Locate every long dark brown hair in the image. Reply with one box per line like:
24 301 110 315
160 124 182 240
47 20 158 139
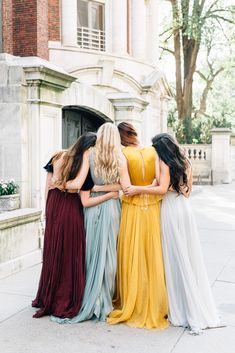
118 122 139 146
53 132 97 188
152 133 188 194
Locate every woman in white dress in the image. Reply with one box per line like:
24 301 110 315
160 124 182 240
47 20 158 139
124 133 220 334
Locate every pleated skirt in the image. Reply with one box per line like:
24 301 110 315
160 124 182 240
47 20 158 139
32 188 85 318
108 199 169 329
51 194 121 324
161 191 220 333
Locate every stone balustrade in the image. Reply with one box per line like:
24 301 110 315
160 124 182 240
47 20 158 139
182 144 212 184
180 128 233 185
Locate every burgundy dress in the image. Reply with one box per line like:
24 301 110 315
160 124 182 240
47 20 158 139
32 161 93 318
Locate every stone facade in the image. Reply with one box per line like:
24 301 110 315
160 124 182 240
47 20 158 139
0 208 42 279
0 0 170 210
182 129 233 185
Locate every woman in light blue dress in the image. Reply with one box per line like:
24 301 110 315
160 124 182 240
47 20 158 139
51 123 127 323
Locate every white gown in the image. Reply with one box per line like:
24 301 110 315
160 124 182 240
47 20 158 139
161 191 220 334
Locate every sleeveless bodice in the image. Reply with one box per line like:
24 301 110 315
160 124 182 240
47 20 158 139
122 146 162 205
123 146 156 185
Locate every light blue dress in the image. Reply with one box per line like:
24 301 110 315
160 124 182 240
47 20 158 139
51 152 121 323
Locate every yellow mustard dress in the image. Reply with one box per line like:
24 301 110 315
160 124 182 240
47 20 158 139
107 146 169 329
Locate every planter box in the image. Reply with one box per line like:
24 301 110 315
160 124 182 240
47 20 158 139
0 194 20 212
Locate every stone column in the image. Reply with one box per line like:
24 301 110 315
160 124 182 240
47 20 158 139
24 60 76 208
61 0 77 46
112 0 127 54
108 92 148 143
131 0 146 60
211 128 232 184
0 54 29 207
146 0 159 64
160 96 168 132
231 134 235 181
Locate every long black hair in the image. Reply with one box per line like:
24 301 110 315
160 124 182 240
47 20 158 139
52 132 97 188
68 132 97 180
152 133 188 194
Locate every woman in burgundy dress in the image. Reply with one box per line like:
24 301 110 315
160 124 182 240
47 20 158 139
32 132 97 318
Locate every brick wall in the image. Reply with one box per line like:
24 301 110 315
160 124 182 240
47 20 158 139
2 0 52 59
2 0 14 54
48 0 60 41
36 0 49 59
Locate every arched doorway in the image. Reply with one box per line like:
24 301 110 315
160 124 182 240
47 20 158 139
62 106 107 148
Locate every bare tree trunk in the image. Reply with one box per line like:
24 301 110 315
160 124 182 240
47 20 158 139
171 0 184 119
196 67 224 114
170 0 203 142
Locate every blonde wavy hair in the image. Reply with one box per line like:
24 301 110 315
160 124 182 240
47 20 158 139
94 123 122 183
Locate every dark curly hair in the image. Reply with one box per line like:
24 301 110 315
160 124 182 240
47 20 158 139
152 133 188 194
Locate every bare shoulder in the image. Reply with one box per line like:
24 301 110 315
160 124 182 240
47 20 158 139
186 159 192 175
83 148 92 160
53 151 66 168
120 151 128 165
119 153 129 173
160 160 169 172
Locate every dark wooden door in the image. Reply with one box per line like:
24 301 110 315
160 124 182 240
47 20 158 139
62 108 103 148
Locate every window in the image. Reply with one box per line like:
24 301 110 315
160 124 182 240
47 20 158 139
77 0 105 51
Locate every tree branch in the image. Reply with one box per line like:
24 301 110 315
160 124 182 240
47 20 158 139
159 27 173 37
209 15 235 24
195 70 208 81
159 46 175 55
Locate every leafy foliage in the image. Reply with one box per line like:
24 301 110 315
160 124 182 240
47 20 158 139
160 0 235 143
0 179 19 196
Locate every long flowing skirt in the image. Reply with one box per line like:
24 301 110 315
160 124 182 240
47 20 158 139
51 195 121 323
32 189 85 318
108 199 169 329
161 191 220 333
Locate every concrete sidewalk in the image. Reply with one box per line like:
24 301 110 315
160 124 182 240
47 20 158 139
0 183 235 353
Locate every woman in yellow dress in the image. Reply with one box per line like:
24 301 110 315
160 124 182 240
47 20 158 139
107 122 169 329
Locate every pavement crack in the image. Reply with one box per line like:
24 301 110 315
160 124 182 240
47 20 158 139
0 290 33 298
212 254 235 288
216 279 235 285
170 329 186 353
0 305 30 324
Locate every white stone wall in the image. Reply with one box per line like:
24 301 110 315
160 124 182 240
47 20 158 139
230 135 235 180
49 47 169 144
182 130 233 185
0 208 42 279
0 55 30 207
0 0 170 210
49 0 170 145
211 128 232 184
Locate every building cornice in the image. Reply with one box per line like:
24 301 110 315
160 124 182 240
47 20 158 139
0 55 77 89
142 69 172 98
107 92 149 112
23 66 77 90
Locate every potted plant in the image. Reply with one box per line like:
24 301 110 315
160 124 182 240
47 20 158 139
0 179 20 212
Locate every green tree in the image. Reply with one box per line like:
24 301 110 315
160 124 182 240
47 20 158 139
161 0 235 142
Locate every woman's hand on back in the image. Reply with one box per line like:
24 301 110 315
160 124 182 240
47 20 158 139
110 191 119 199
123 185 140 196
